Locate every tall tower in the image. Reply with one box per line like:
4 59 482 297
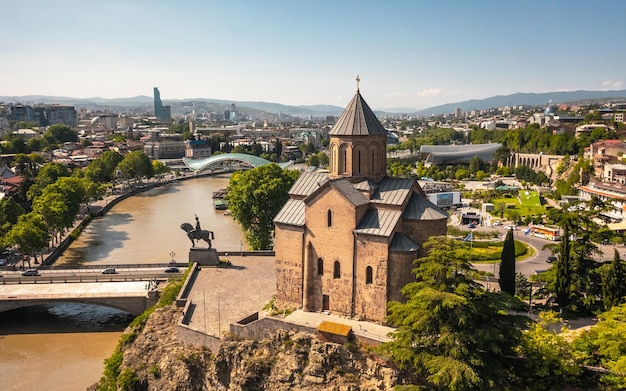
154 87 164 120
328 77 388 183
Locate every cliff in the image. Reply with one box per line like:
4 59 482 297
97 306 402 390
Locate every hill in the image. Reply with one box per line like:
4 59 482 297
3 89 626 118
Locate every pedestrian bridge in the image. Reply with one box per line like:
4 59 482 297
0 281 158 316
182 153 292 173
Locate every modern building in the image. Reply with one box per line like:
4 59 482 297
153 87 170 122
273 86 448 323
420 143 502 166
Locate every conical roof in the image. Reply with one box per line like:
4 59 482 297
329 90 387 136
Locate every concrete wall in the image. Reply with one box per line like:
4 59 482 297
177 300 221 351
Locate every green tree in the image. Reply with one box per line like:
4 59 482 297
306 153 319 167
601 249 626 310
85 151 124 183
572 304 626 389
516 311 581 389
499 228 516 295
227 164 299 250
152 160 171 176
381 236 527 391
44 124 77 143
316 151 329 167
116 151 154 181
5 212 49 265
0 197 25 240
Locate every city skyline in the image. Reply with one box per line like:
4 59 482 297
2 0 625 110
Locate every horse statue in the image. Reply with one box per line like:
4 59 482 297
180 222 215 248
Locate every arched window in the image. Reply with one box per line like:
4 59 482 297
366 266 373 284
327 209 332 227
357 150 361 174
371 150 375 172
317 258 324 275
342 148 347 173
333 261 341 279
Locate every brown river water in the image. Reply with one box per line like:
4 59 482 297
0 174 245 390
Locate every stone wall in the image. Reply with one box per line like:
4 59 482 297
274 225 304 308
177 299 221 351
354 236 390 322
402 218 447 259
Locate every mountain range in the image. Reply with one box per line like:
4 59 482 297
2 89 626 118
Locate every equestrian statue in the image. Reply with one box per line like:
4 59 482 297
180 215 215 248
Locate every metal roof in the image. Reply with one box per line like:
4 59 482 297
328 179 369 207
354 208 402 237
273 199 305 226
389 232 420 252
288 171 329 197
354 179 378 192
370 177 415 206
329 91 388 136
403 193 449 220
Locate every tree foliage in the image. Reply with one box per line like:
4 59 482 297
601 249 626 310
44 124 77 143
499 228 516 295
116 151 154 180
227 164 299 250
381 236 527 390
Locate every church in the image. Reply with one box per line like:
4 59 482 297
273 84 448 322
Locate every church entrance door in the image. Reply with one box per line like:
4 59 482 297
322 295 330 311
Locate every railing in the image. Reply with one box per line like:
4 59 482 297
0 291 147 300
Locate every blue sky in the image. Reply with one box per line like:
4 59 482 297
1 0 625 110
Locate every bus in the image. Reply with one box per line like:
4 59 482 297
529 224 561 241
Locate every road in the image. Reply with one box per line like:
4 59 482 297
0 266 183 285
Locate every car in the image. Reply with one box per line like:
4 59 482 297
547 256 557 263
102 267 117 274
467 223 476 228
164 267 180 273
22 269 40 276
492 221 502 226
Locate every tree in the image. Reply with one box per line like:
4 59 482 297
44 124 77 143
227 164 299 250
499 228 516 295
306 153 319 167
0 197 25 239
381 236 527 391
516 312 581 389
601 249 626 310
152 160 171 176
5 212 49 265
572 304 626 389
116 151 154 181
85 151 123 183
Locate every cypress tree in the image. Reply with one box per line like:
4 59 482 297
602 249 626 310
555 224 572 307
499 228 516 295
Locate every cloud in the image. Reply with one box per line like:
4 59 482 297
601 80 624 90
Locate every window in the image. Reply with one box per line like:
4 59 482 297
357 150 361 174
317 258 324 275
333 261 341 279
327 209 332 227
366 266 373 284
371 150 375 172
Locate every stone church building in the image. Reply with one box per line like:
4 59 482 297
273 87 448 323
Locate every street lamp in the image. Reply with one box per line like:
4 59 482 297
170 251 175 263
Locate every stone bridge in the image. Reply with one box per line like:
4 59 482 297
0 281 158 316
505 152 567 178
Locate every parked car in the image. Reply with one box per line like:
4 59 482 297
492 221 502 226
467 223 476 229
22 269 40 276
102 267 117 274
547 256 557 263
164 267 180 273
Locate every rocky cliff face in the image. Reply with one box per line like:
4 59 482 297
107 306 401 390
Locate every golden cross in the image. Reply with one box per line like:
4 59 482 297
356 75 360 91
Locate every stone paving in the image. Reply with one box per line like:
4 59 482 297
183 254 396 342
185 255 276 337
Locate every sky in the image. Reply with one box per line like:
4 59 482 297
1 0 625 110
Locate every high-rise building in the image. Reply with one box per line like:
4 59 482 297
154 87 170 121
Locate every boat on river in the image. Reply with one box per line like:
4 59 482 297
213 199 229 210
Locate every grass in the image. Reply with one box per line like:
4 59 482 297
492 190 546 218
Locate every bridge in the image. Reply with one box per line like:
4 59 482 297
0 281 158 316
182 153 292 173
0 265 183 315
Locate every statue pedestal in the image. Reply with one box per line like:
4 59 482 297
189 247 220 266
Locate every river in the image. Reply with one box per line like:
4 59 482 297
0 174 245 390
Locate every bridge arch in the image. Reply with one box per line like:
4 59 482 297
182 153 291 173
0 297 151 316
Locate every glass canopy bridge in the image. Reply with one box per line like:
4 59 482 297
182 153 292 173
